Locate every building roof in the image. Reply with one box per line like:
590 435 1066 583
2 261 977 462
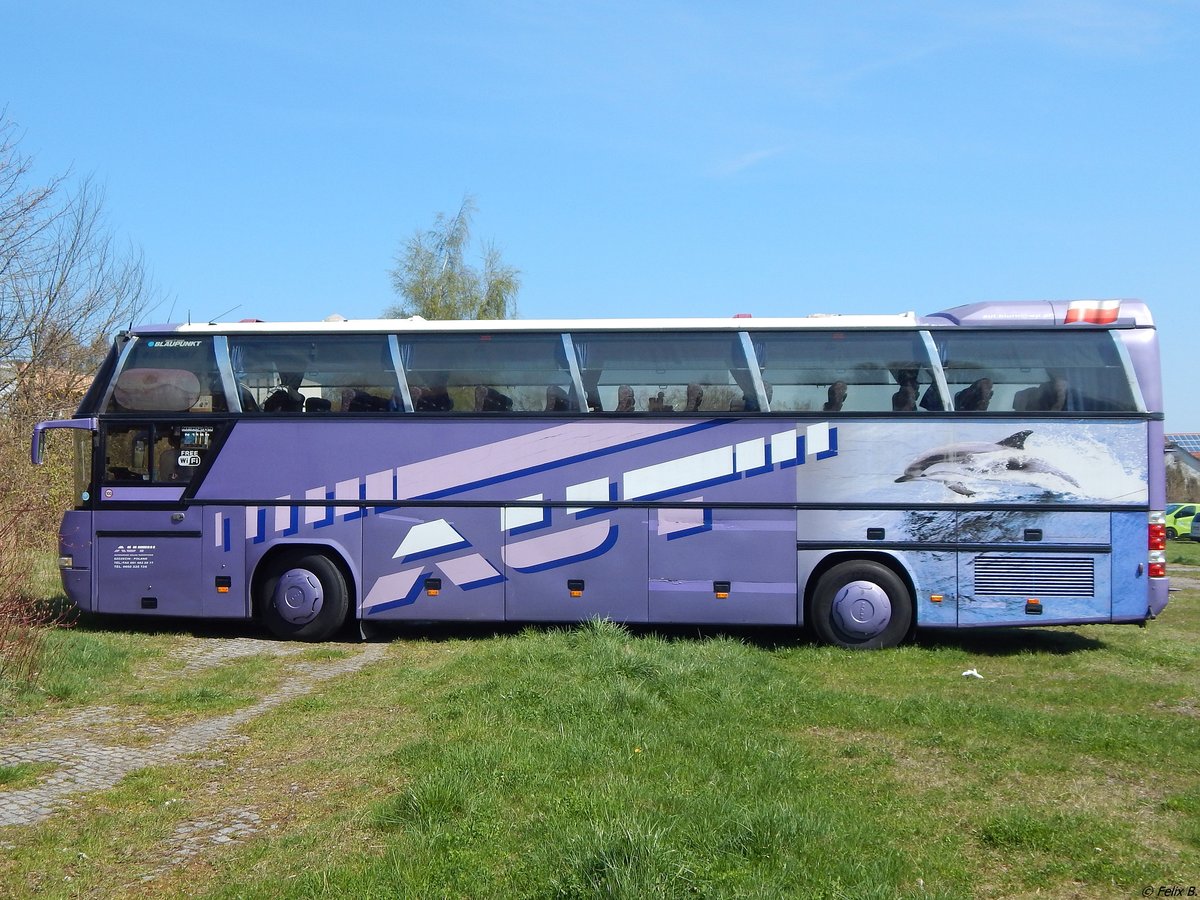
1166 434 1200 465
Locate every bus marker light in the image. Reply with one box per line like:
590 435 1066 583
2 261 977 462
714 581 731 599
568 579 585 598
930 594 943 603
1025 598 1043 615
215 576 231 594
424 577 442 596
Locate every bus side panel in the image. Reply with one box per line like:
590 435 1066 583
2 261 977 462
796 509 959 628
649 507 796 625
59 510 94 613
361 506 505 621
956 509 1112 626
93 508 203 616
243 502 365 619
1111 510 1155 622
505 508 648 622
202 506 250 618
957 551 1111 626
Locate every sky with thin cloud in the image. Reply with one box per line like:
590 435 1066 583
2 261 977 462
5 1 1198 427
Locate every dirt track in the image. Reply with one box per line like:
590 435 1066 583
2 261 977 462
0 637 385 836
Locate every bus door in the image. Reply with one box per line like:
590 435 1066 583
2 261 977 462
649 507 797 625
360 505 506 622
93 422 218 617
502 507 648 623
956 511 1112 626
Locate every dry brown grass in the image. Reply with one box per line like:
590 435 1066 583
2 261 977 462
0 415 72 684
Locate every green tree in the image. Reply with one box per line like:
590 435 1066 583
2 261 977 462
386 195 519 320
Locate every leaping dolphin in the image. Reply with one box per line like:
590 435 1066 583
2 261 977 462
895 430 1080 497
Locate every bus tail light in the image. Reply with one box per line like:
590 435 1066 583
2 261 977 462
1149 511 1167 578
1149 522 1166 551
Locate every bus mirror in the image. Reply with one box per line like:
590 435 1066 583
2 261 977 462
30 419 98 466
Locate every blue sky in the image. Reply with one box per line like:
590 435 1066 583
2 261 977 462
5 1 1198 427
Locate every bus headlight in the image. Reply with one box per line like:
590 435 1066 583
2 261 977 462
58 555 73 569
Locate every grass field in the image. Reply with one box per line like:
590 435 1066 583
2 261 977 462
1 565 1198 897
1168 537 1200 566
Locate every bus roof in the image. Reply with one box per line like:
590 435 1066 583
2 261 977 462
136 298 1151 336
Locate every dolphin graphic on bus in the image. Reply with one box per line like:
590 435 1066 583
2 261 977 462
895 430 1080 498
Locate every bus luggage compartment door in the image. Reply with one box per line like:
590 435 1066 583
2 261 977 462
95 510 203 616
502 508 648 623
957 511 1112 626
649 507 797 625
360 506 506 621
957 550 1111 625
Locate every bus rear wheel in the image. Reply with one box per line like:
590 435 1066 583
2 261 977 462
810 560 913 650
259 552 349 642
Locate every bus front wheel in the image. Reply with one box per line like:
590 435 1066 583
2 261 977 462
810 560 913 650
259 552 350 642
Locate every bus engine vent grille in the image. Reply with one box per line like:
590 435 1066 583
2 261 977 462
973 557 1095 597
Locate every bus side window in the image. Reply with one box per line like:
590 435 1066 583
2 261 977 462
570 333 749 414
104 426 151 481
403 334 572 413
754 332 934 413
228 335 399 414
931 331 1136 413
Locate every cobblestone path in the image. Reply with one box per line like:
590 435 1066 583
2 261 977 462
0 638 387 830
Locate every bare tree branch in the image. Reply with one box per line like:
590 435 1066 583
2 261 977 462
0 113 155 421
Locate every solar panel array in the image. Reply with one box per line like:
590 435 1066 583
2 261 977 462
1168 433 1200 454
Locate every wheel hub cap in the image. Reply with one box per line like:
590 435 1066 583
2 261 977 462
274 569 324 625
831 580 892 638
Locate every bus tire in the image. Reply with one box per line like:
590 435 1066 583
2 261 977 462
259 552 350 642
810 560 913 650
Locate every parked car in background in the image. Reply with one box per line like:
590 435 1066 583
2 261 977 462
1168 503 1198 540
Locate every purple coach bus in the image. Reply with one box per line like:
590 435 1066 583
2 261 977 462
32 298 1169 648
